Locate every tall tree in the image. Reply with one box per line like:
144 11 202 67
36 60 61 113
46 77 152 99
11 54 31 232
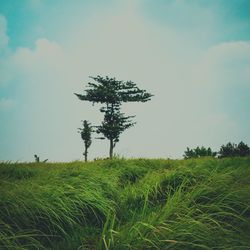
78 120 92 162
75 76 153 158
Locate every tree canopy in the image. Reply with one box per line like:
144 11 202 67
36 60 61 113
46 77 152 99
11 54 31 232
75 76 152 105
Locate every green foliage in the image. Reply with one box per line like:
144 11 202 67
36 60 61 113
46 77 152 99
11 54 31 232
79 120 92 148
219 141 250 158
183 146 217 159
0 158 250 249
96 107 135 144
75 76 152 105
78 120 92 161
75 75 153 158
184 142 250 159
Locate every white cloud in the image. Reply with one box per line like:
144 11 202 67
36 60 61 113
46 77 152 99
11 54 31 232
201 41 250 74
1 2 250 161
12 38 64 72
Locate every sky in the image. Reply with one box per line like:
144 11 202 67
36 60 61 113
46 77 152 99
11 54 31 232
0 0 250 162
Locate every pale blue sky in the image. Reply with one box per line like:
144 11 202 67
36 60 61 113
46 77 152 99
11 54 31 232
0 0 250 161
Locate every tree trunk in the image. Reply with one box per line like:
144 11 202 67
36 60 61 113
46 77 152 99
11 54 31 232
84 148 88 162
109 139 114 159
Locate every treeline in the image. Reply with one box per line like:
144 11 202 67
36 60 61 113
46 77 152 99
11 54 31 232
184 141 250 159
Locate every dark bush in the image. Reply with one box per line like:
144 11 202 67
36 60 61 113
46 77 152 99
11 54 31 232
219 141 250 158
183 146 217 159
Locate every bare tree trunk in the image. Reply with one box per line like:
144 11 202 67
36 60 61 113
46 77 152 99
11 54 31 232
109 139 114 159
84 148 88 162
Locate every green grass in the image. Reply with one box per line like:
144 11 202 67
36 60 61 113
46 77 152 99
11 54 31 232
0 157 249 249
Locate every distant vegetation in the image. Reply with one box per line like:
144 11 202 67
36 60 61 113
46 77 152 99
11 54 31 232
34 154 48 163
184 141 250 159
183 146 217 159
219 141 250 158
1 158 249 249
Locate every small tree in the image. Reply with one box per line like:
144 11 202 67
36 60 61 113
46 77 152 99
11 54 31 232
183 147 196 159
96 108 135 158
237 141 250 157
219 141 250 158
78 120 92 162
219 142 237 158
75 76 153 158
183 146 217 159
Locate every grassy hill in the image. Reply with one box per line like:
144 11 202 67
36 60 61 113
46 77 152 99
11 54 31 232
0 157 250 249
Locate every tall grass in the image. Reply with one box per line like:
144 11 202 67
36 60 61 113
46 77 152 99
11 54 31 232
0 157 249 249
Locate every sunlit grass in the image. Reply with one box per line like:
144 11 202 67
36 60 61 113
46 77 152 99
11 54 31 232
0 157 249 249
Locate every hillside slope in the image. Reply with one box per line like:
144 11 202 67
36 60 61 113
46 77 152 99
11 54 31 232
0 158 250 249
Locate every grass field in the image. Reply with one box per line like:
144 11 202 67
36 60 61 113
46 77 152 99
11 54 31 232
0 157 250 249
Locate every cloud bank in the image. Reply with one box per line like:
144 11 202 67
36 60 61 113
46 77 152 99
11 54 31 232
0 1 250 161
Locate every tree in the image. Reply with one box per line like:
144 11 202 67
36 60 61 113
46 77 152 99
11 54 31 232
78 120 92 162
75 76 153 158
219 142 237 158
96 108 135 158
183 146 217 159
237 141 250 157
219 141 250 158
183 147 196 159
